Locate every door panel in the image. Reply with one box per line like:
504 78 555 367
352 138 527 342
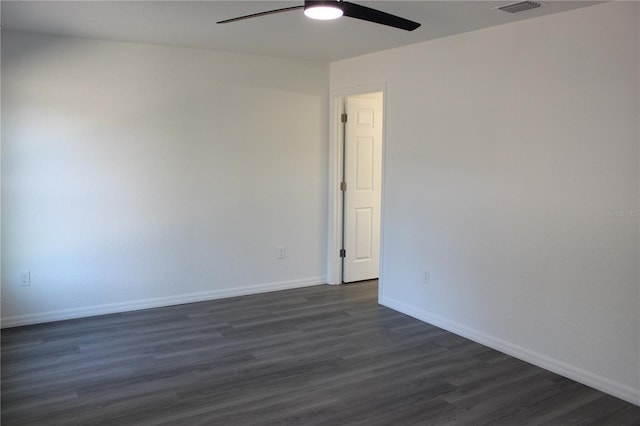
355 207 373 261
356 137 374 191
343 94 382 283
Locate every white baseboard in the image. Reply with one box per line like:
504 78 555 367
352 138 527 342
381 296 640 407
1 277 326 328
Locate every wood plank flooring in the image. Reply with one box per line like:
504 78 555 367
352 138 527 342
2 281 639 425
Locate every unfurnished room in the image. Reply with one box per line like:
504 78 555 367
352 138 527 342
1 1 639 424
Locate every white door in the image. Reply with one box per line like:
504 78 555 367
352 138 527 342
343 94 383 283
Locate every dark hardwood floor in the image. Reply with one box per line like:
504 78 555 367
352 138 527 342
2 281 639 425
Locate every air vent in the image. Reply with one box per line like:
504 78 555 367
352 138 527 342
496 1 542 13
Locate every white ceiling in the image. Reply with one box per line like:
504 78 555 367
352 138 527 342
1 1 601 62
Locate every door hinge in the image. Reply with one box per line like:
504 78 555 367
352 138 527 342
341 113 348 123
340 181 347 191
340 249 346 258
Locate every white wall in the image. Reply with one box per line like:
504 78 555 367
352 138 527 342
1 32 329 326
331 2 639 404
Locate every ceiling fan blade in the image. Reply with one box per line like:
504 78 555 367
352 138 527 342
217 5 304 24
341 1 420 31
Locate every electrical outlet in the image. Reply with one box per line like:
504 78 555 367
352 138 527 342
423 270 430 284
20 271 31 287
277 246 287 260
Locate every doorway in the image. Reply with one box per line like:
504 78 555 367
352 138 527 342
329 89 384 285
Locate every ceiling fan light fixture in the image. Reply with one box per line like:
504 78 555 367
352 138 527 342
218 0 420 31
304 1 343 20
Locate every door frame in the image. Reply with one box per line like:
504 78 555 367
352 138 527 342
327 83 387 286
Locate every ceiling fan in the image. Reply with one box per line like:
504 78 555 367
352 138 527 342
217 0 421 31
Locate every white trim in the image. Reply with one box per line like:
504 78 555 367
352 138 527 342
326 93 344 285
1 277 326 328
326 83 387 285
381 295 640 407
